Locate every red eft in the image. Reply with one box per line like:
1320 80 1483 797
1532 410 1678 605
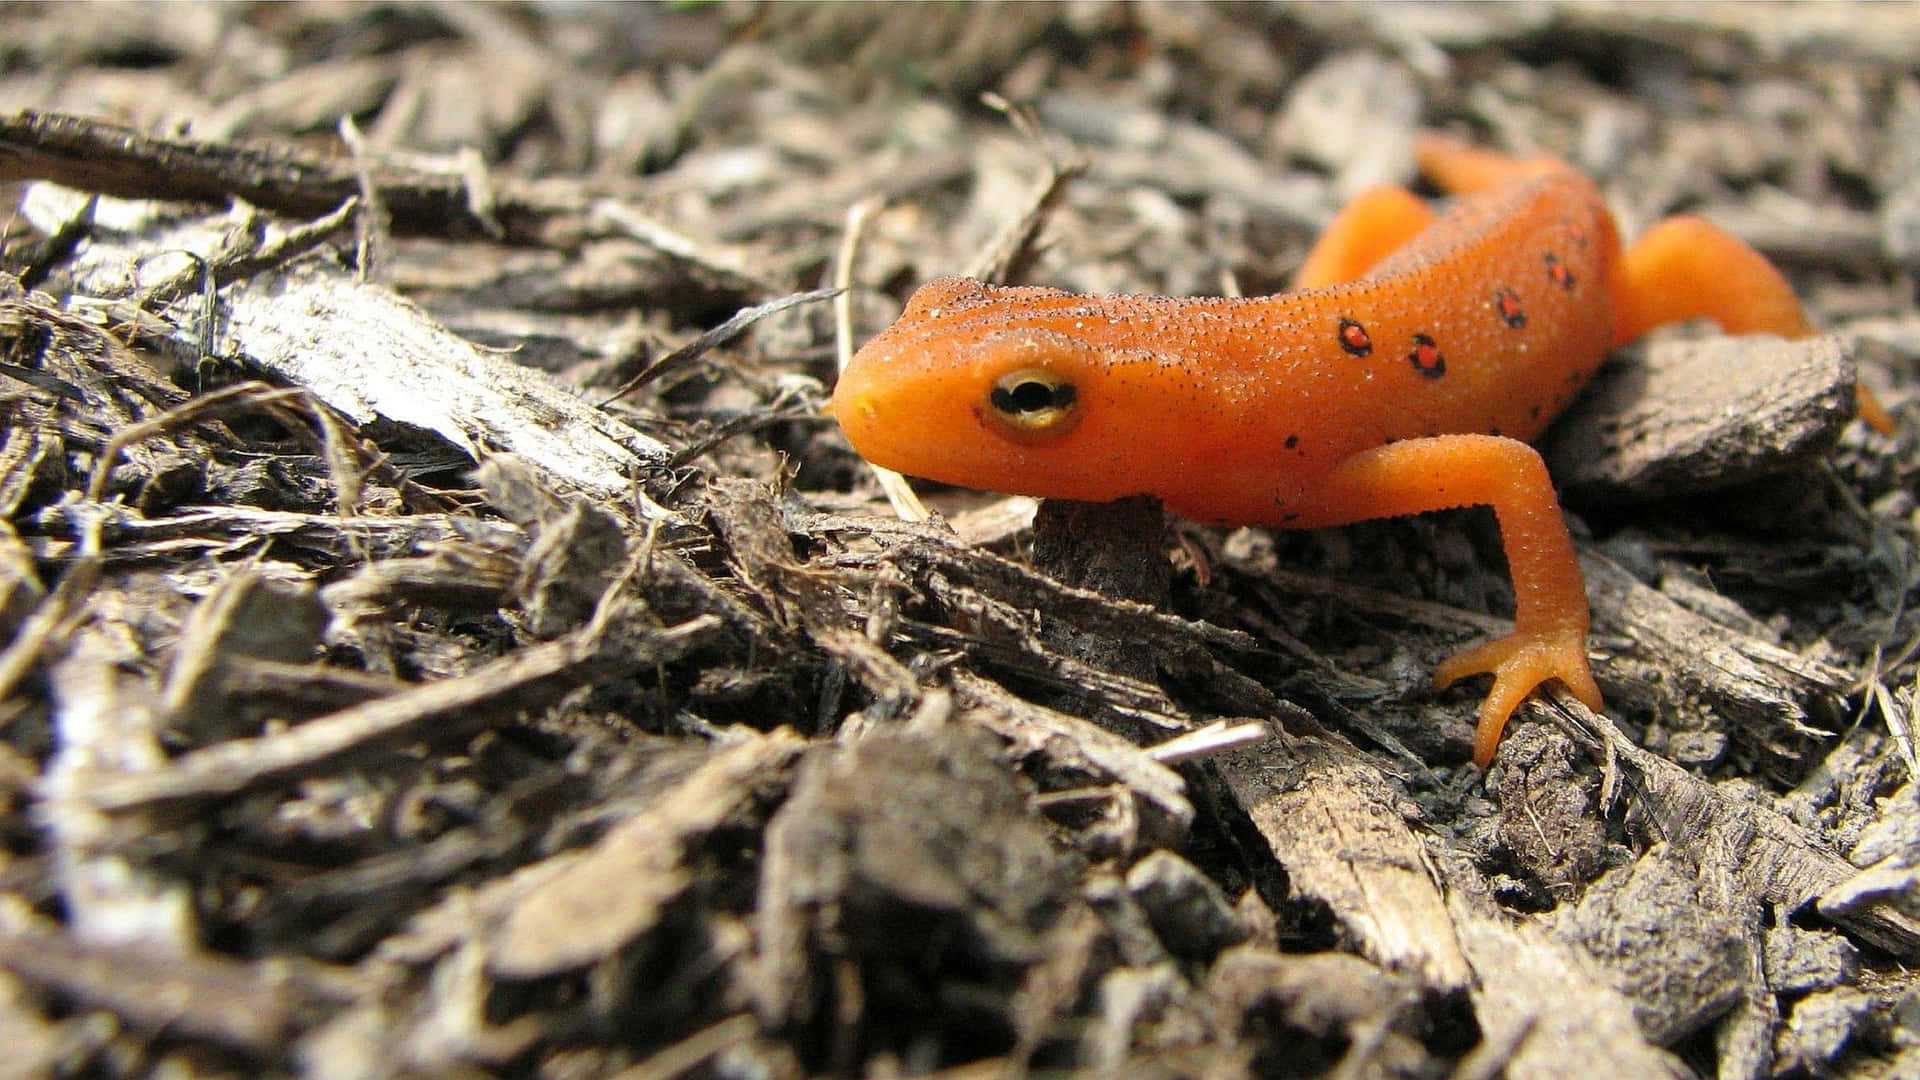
832 134 1893 767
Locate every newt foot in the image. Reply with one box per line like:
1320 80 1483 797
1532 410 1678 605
1433 627 1603 767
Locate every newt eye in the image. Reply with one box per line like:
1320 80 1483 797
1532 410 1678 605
988 368 1079 435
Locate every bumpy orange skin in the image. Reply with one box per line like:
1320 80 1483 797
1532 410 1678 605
833 134 1883 765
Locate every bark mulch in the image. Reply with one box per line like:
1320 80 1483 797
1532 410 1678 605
2 4 1919 1078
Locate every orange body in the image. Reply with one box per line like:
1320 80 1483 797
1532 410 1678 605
833 134 1889 765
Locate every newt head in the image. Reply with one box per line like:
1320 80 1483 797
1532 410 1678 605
832 277 1168 503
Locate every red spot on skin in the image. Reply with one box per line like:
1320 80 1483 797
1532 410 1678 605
1545 253 1576 291
1408 333 1445 378
1493 288 1526 328
1338 319 1373 356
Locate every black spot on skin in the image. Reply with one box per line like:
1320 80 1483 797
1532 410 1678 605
1544 253 1576 291
1407 333 1445 378
1337 319 1373 357
1493 288 1526 328
1529 404 1542 420
1284 434 1299 450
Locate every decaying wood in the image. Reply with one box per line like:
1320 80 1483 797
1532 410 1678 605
1581 552 1853 762
0 109 623 250
0 916 346 1052
491 727 807 979
1544 333 1862 502
1449 902 1691 1080
1214 733 1473 992
2 5 1919 1078
953 670 1195 849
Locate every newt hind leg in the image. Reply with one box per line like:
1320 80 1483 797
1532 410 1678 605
1293 187 1436 289
1612 215 1893 432
1292 435 1603 766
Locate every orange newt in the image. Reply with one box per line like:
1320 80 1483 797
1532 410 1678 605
832 134 1892 766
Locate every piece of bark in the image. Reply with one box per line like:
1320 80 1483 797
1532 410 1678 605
1715 923 1780 1080
1031 496 1171 682
1202 946 1431 1077
41 625 196 951
1212 731 1472 992
804 510 1262 657
1764 926 1860 996
222 266 669 501
487 727 806 978
1542 334 1859 503
1581 552 1850 760
76 612 723 813
1573 709 1920 962
1081 961 1193 1072
705 478 922 712
0 526 44 644
25 504 527 565
750 727 1077 1057
815 507 1283 733
0 917 339 1054
952 670 1194 849
1269 51 1422 200
160 568 328 743
1125 850 1249 962
963 126 1087 287
1083 870 1171 970
1552 845 1753 1046
1450 900 1690 1080
474 455 628 639
1775 987 1876 1075
0 108 607 249
0 297 198 503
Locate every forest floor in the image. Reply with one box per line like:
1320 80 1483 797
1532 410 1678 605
2 4 1920 1078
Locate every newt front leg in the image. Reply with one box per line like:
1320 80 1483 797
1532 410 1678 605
1291 434 1604 766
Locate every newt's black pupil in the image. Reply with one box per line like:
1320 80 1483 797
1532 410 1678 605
995 380 1074 414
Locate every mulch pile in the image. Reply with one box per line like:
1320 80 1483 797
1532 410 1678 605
2 4 1919 1078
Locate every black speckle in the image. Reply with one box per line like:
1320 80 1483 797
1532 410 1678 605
1493 288 1527 328
1544 252 1576 291
1337 318 1373 357
1407 333 1445 378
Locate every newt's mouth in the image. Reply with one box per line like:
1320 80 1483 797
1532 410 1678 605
829 359 904 467
835 388 879 425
